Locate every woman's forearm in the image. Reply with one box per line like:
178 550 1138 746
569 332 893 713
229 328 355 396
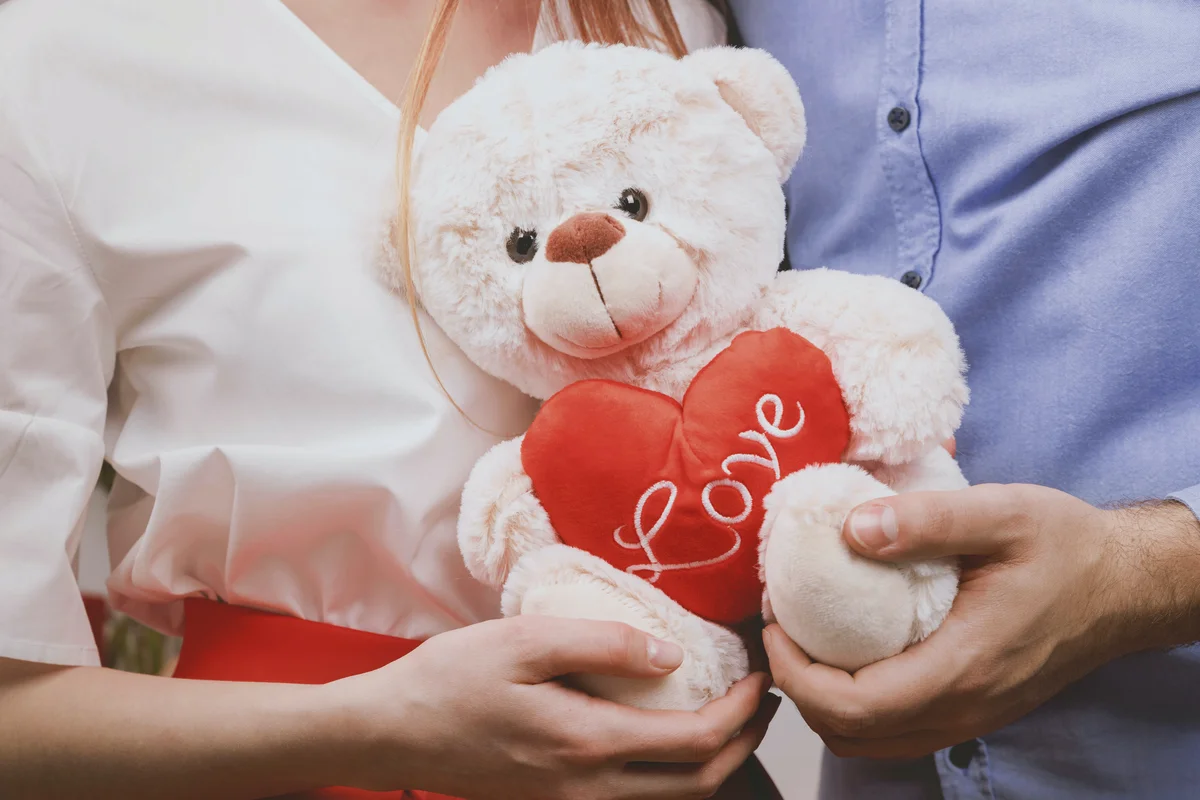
0 657 364 800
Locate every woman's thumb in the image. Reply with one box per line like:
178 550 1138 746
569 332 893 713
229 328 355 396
511 616 684 684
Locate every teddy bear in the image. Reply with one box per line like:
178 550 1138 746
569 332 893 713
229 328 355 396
386 41 970 712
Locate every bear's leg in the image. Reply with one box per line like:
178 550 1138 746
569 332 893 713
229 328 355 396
759 463 958 672
502 544 749 711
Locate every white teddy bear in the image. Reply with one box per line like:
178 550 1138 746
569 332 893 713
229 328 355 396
388 42 969 711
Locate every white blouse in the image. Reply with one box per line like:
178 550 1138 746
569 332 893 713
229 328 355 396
0 0 724 666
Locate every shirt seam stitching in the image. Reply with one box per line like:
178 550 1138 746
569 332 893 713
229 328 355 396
37 161 108 311
912 0 945 285
879 0 906 275
0 633 99 658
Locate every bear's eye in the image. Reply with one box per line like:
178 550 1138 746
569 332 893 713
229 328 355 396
506 228 538 264
616 189 649 222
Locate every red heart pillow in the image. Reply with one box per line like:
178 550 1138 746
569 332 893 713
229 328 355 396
522 328 851 624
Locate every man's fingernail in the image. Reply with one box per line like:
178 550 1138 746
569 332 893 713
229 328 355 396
762 626 778 654
647 637 684 669
848 504 899 551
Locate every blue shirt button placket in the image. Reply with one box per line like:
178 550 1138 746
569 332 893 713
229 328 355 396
878 0 941 294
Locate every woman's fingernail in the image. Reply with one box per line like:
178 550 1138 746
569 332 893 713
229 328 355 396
647 637 684 669
848 504 899 551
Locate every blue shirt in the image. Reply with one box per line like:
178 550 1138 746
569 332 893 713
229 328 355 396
727 1 1200 797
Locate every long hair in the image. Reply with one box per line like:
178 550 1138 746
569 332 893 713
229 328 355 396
390 1 702 417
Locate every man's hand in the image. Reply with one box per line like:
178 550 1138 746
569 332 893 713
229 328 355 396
762 483 1200 759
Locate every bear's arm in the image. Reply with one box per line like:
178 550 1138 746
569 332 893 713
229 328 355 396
458 435 561 590
756 268 969 464
868 444 970 494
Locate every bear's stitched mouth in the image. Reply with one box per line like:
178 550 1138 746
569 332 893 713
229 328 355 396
521 219 698 360
555 275 678 352
588 264 623 340
551 284 692 363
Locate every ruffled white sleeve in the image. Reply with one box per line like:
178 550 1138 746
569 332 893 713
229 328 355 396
0 108 114 667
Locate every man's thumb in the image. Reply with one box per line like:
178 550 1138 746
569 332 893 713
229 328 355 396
842 486 1015 561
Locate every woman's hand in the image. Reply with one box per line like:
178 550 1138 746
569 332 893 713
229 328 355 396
762 483 1200 759
334 615 779 799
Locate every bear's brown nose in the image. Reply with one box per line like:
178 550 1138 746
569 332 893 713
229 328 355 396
544 213 625 264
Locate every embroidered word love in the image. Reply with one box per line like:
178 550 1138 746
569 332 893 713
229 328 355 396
614 394 805 583
522 328 851 623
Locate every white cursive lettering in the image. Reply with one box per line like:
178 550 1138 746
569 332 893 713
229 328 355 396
615 393 805 581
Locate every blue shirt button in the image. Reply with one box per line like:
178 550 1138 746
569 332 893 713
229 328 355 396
888 106 911 132
900 270 923 289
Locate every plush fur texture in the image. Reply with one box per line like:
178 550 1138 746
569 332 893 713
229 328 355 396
504 545 748 710
457 436 559 590
389 42 971 710
760 463 957 671
756 269 968 464
403 43 794 402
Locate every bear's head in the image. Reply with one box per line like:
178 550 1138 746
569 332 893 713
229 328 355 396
400 42 806 400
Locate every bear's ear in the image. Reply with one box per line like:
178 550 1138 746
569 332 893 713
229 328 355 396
683 46 806 182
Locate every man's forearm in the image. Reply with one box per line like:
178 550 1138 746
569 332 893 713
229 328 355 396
1104 500 1200 655
0 658 362 799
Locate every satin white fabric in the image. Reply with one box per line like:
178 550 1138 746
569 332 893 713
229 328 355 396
0 0 725 665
